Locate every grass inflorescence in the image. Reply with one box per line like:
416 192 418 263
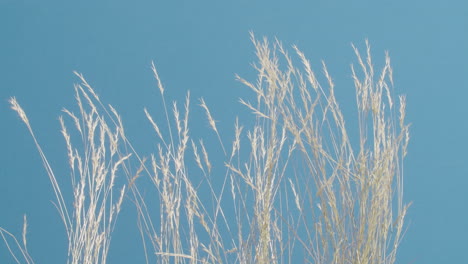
2 34 410 264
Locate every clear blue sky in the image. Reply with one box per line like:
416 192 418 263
1 0 467 263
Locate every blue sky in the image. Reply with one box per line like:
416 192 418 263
1 0 467 263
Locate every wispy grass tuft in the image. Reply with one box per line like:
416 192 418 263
3 34 410 264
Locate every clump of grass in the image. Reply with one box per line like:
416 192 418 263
7 75 128 264
3 34 410 264
230 35 410 263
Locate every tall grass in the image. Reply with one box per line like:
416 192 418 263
3 34 410 264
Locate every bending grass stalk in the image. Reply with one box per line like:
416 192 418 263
0 215 34 264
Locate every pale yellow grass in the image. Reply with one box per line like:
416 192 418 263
2 34 409 264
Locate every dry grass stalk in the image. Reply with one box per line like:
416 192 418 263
3 34 409 264
7 77 129 264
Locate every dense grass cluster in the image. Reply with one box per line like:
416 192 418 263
2 35 410 264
